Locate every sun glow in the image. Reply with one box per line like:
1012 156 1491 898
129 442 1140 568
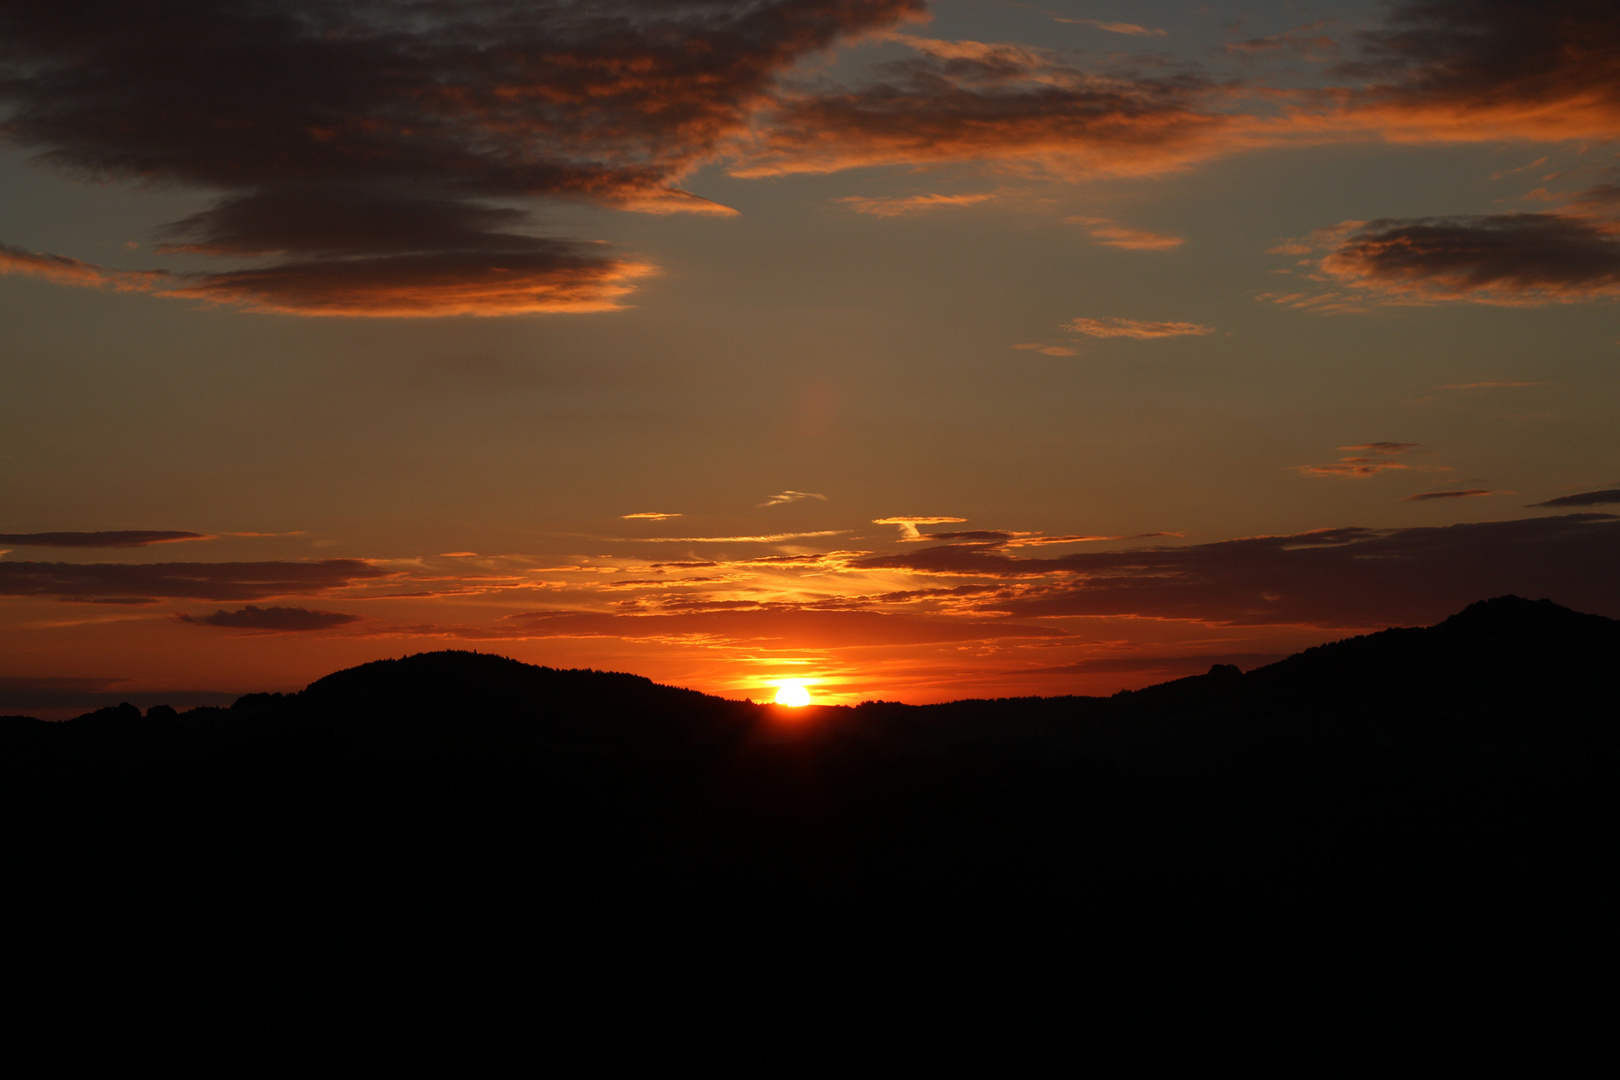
773 682 812 707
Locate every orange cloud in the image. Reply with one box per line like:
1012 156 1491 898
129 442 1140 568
1051 18 1166 38
1297 442 1421 478
1011 343 1080 356
1068 217 1184 250
874 517 968 540
1063 317 1214 339
836 193 998 216
1 242 168 292
171 250 656 317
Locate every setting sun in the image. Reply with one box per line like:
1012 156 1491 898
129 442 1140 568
774 682 811 707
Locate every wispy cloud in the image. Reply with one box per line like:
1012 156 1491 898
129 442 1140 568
178 605 362 632
1050 17 1166 38
1067 217 1184 250
760 491 828 507
1298 442 1421 477
1529 488 1620 508
622 512 682 521
1404 489 1502 502
874 516 968 540
1011 342 1080 356
1063 317 1215 339
0 559 388 603
619 530 845 544
0 530 210 548
836 193 997 216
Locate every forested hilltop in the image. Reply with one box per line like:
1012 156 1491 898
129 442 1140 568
3 596 1614 1066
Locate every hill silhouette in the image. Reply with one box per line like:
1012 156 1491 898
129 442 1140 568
2 596 1615 1067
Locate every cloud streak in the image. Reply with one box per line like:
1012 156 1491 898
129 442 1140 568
0 560 388 603
1530 488 1620 508
1404 489 1500 502
0 531 209 548
1063 317 1214 339
1298 442 1420 477
853 514 1620 627
178 605 362 632
1068 217 1184 251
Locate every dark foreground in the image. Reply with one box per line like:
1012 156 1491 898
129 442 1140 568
4 597 1616 1066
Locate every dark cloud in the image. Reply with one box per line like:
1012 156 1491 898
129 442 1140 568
178 605 363 632
852 514 1620 627
1530 488 1620 508
1336 1 1620 142
1405 489 1497 502
926 530 1020 542
1318 213 1620 303
0 530 209 548
0 560 389 603
0 0 923 315
736 36 1242 178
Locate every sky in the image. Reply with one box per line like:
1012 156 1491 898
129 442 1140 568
2 0 1617 716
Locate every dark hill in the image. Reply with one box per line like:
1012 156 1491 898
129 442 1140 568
1 597 1615 1068
291 650 750 748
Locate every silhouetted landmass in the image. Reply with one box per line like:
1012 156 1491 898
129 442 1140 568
2 596 1615 1067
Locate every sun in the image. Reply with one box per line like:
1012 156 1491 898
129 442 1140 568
773 682 812 707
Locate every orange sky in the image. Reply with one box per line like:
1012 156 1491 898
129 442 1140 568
2 1 1618 716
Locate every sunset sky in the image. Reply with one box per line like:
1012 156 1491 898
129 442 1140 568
2 0 1617 716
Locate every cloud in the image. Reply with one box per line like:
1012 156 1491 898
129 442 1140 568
1297 442 1420 477
1067 217 1184 250
178 605 362 632
760 491 828 507
1404 489 1500 501
0 530 209 548
1 241 169 292
0 559 388 603
0 0 924 316
852 513 1620 626
1327 0 1620 144
1226 21 1341 62
1530 488 1620 508
622 512 682 521
1063 317 1214 338
1315 213 1620 304
1051 18 1166 38
1011 343 1080 356
874 516 968 540
734 35 1246 179
836 193 997 216
494 607 1065 648
618 531 845 544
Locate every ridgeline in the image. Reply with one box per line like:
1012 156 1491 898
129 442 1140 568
3 596 1615 1065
